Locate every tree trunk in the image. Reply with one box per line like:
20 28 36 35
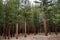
3 23 6 39
34 26 36 35
8 23 11 39
55 27 57 35
43 0 48 36
16 22 18 39
24 17 27 37
43 13 48 36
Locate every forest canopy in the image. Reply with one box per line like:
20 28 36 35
0 0 60 38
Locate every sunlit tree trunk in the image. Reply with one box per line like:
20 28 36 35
16 20 18 39
15 0 19 39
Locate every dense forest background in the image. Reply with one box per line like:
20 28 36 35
0 0 60 38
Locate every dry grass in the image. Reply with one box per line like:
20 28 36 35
0 33 60 40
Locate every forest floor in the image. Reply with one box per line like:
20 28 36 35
0 33 60 40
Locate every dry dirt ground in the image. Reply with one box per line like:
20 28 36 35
0 33 60 40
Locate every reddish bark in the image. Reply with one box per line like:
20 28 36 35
16 22 18 39
24 17 27 37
